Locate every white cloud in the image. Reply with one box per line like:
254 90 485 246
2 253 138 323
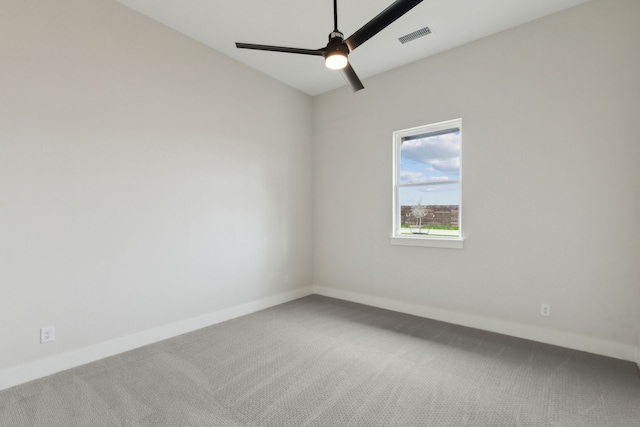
402 133 460 173
430 158 460 173
400 171 451 185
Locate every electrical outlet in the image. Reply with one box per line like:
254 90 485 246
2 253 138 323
41 326 55 343
540 304 551 317
284 275 289 285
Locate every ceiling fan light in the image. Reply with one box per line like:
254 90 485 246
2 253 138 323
325 51 348 70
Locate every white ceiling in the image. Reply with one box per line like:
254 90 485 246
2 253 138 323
115 0 592 96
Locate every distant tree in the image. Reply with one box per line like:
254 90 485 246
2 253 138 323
411 199 427 228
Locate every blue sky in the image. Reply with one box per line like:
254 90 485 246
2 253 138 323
399 131 461 206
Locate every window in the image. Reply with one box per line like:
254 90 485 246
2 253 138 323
391 119 463 249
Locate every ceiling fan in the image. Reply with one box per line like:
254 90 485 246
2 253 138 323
236 0 424 92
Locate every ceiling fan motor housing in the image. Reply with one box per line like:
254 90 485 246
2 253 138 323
327 31 349 52
324 31 350 69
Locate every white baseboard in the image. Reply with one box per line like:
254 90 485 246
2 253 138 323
0 286 313 391
313 285 638 363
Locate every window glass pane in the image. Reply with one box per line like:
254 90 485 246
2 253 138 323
398 185 460 237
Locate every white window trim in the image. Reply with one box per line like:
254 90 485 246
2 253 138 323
391 118 464 249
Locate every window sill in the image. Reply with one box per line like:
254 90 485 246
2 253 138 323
390 235 464 249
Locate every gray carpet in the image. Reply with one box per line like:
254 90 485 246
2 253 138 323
1 295 639 426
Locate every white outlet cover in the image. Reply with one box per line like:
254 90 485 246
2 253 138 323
40 326 55 343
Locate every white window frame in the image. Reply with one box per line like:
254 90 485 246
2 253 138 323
391 118 463 249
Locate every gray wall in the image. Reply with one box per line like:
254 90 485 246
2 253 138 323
0 0 313 387
313 0 640 361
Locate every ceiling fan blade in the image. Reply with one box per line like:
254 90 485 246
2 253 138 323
236 43 325 56
345 0 423 51
340 63 364 92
